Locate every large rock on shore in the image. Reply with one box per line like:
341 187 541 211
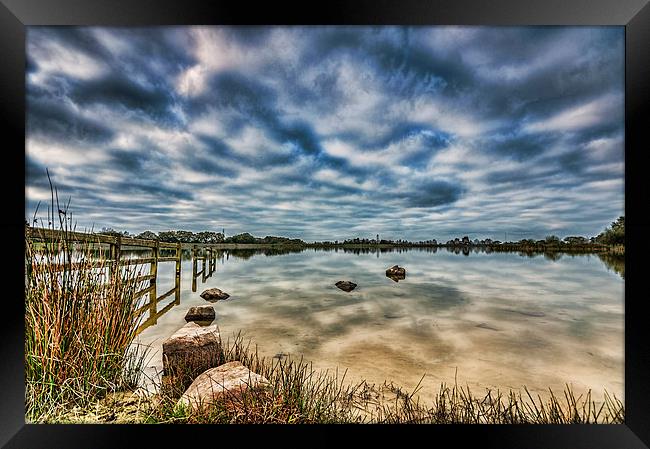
200 288 230 302
335 280 357 292
177 361 269 409
162 322 221 376
184 305 216 323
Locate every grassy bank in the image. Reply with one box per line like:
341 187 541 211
52 331 624 424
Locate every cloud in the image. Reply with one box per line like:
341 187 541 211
523 93 623 134
25 26 624 241
397 180 464 208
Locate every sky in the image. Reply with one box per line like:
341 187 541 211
25 26 624 242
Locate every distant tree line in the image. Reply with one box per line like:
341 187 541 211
97 228 304 245
222 232 304 245
98 228 224 244
95 216 624 248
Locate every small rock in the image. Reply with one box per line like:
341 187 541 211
200 288 230 302
386 273 405 282
385 265 406 280
185 305 216 322
335 280 357 292
162 322 221 376
177 361 269 409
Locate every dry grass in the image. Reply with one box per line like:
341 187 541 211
142 332 624 424
25 178 149 422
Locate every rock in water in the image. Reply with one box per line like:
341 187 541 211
162 322 221 376
185 305 216 323
386 272 406 282
385 265 406 278
200 288 230 302
335 280 357 292
177 361 269 409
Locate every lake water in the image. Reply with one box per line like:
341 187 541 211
134 247 624 404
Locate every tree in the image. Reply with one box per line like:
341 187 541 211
225 233 258 244
595 216 624 245
158 231 180 242
136 230 159 240
564 236 587 245
545 235 561 244
99 227 130 237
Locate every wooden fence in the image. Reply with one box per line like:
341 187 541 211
26 227 219 334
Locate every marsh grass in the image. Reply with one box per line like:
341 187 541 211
142 332 624 424
25 177 150 422
145 331 363 423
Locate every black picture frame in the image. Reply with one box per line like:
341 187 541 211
2 0 649 447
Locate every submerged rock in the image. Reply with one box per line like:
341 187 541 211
385 265 406 279
200 288 230 302
162 322 221 376
335 280 357 292
184 305 216 323
177 361 269 409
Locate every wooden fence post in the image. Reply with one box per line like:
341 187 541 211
109 235 121 283
201 249 206 281
175 242 181 305
149 241 159 321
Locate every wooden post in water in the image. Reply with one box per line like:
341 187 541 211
191 246 198 292
149 241 159 322
201 249 207 282
174 242 181 305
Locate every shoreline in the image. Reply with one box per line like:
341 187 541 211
182 242 623 254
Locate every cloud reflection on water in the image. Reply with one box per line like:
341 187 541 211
137 248 624 403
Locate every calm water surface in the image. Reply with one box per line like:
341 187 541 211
135 248 624 403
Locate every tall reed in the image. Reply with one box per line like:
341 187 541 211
25 178 148 422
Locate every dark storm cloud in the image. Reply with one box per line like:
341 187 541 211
193 71 277 119
107 149 152 172
25 156 50 189
396 180 463 208
30 27 112 60
485 131 556 162
113 180 194 201
25 26 624 241
69 73 177 123
27 88 115 144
